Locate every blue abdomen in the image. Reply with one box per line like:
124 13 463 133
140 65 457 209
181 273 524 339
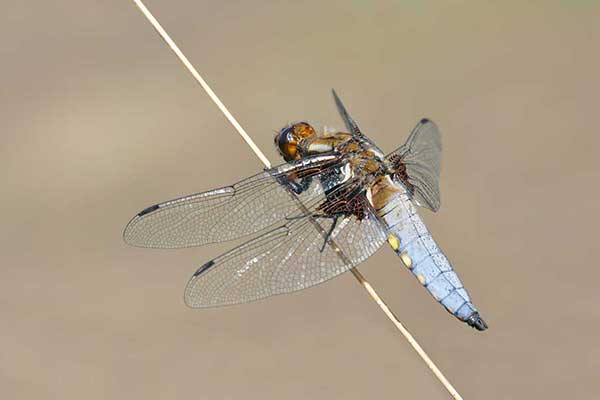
375 188 487 331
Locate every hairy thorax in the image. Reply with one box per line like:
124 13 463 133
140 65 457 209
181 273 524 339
275 123 406 220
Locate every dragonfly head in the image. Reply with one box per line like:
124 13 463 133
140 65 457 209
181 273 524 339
274 122 316 162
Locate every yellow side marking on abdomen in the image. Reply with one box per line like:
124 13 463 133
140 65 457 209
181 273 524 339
400 251 413 269
387 234 400 251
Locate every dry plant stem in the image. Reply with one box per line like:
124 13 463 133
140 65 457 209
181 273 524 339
130 1 464 399
349 268 463 399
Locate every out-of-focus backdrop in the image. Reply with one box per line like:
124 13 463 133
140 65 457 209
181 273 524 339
2 1 598 398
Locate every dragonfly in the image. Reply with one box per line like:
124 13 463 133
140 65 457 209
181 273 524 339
123 90 487 331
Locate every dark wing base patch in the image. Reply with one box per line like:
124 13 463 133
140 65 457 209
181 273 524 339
385 118 442 212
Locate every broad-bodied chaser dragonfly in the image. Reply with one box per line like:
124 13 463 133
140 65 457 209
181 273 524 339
124 90 487 331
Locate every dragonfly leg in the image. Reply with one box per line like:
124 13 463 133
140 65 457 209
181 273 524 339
285 212 328 221
285 212 341 253
320 215 340 252
276 174 313 195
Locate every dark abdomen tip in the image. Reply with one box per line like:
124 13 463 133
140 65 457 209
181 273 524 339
466 312 488 331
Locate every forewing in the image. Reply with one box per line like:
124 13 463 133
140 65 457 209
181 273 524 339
184 207 387 307
123 155 340 248
387 118 442 212
332 89 362 136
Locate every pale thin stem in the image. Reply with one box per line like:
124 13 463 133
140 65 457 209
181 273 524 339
350 268 463 399
130 1 463 399
131 0 271 168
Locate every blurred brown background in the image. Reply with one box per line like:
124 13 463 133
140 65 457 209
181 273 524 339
2 1 598 399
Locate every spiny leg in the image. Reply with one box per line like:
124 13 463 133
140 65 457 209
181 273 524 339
285 212 329 221
275 174 313 195
320 215 340 253
285 212 340 252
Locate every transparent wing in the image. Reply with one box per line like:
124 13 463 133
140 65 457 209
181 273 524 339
386 118 442 212
184 204 387 308
332 89 363 136
123 154 342 248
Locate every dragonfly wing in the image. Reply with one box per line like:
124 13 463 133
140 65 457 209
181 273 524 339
386 118 442 212
123 154 341 248
184 205 387 307
332 89 363 137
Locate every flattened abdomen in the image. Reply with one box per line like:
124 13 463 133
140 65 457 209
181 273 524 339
369 177 487 330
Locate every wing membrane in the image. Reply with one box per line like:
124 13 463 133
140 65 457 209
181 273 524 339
386 118 442 212
332 89 362 136
184 204 387 307
123 155 341 248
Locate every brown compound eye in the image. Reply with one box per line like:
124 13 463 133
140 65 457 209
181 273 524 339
292 122 315 140
274 122 315 161
282 141 298 160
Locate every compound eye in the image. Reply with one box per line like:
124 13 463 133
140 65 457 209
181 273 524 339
274 122 316 162
274 126 298 161
281 142 298 161
293 122 315 139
